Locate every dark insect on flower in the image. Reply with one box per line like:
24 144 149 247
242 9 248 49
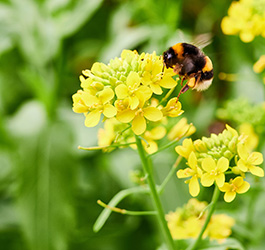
163 43 213 100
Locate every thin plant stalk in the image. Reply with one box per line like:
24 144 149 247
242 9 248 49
135 135 176 250
186 185 220 250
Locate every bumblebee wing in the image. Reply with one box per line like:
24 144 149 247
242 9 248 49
192 33 212 50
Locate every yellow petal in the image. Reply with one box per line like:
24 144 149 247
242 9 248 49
99 88 115 104
232 176 244 187
126 71 140 87
248 152 263 165
249 166 264 177
141 71 152 85
237 159 248 172
219 183 230 192
237 181 250 194
217 157 229 173
72 103 88 113
82 92 98 106
115 84 128 99
175 138 194 159
150 82 163 95
189 176 200 197
143 140 158 154
159 75 177 89
152 61 163 75
149 126 166 140
132 115 146 135
188 151 197 170
103 104 117 118
116 109 135 123
143 107 163 121
136 86 153 101
129 95 139 110
225 124 238 137
215 174 225 187
202 157 216 172
177 169 192 178
237 143 248 161
201 173 215 187
85 110 101 127
224 191 236 203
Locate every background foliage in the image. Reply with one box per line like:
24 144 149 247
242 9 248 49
0 0 265 249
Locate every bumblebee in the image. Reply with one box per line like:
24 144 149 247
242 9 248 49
163 42 213 99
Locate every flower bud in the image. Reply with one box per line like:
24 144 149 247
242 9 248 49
194 139 208 152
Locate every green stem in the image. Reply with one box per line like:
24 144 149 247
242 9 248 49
159 86 177 105
78 142 135 151
97 200 157 216
148 124 193 158
159 156 182 194
186 185 220 250
148 139 179 158
135 135 176 250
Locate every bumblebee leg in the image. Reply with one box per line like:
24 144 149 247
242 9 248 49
195 73 201 86
176 82 190 102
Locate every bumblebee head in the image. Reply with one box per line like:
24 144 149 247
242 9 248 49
163 47 177 68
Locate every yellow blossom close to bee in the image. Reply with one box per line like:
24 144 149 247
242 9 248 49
72 50 183 136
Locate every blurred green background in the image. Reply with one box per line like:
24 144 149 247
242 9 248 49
1 0 265 250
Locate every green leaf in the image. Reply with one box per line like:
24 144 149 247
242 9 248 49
15 121 76 250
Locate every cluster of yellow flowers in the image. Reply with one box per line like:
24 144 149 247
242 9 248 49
175 125 264 202
166 199 235 241
221 0 265 42
72 50 183 136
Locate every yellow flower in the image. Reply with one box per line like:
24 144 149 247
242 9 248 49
116 100 163 135
175 138 195 159
72 88 117 127
238 123 258 151
166 212 202 240
220 176 250 202
79 73 104 94
141 126 166 154
115 71 152 110
237 143 264 177
201 157 229 188
207 214 235 242
166 199 234 241
97 118 126 151
221 0 265 42
167 118 196 141
177 152 202 197
161 98 184 117
142 60 177 95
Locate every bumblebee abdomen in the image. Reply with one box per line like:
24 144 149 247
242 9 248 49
201 69 214 80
